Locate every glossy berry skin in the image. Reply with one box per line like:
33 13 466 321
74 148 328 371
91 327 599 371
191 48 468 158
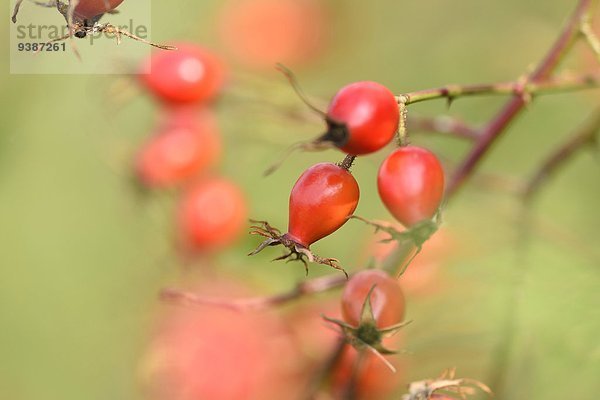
178 178 247 251
341 269 405 328
378 146 445 227
286 163 359 248
140 44 226 104
73 0 124 19
326 82 399 155
136 108 221 188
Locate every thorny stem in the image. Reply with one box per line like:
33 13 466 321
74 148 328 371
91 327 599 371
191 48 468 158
465 0 600 396
397 72 600 105
446 0 599 197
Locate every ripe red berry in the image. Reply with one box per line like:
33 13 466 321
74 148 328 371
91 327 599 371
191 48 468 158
341 269 405 328
325 82 399 155
136 108 221 188
140 44 226 104
285 162 360 248
377 146 445 227
178 178 247 251
73 0 124 19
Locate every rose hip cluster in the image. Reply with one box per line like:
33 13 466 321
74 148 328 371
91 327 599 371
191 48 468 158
240 78 446 398
137 43 246 254
134 11 446 399
250 79 445 275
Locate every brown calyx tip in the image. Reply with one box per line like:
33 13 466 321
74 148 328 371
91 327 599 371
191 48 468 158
320 118 350 148
248 220 348 277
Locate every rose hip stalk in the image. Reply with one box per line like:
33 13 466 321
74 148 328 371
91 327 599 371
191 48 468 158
250 157 359 276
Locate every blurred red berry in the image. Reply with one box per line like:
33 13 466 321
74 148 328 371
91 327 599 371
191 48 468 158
140 44 226 104
341 269 405 328
285 162 359 248
178 178 247 251
287 298 341 361
136 108 221 188
378 146 445 227
141 279 304 400
218 0 327 69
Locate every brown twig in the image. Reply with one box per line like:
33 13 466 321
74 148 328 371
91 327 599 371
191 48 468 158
398 72 600 105
446 0 599 197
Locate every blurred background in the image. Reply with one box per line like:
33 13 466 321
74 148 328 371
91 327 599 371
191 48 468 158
0 0 599 399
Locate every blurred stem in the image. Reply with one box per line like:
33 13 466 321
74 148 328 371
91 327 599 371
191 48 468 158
489 109 600 396
522 107 600 202
382 241 418 277
303 339 346 400
408 114 479 140
459 1 600 395
160 273 348 311
486 234 532 398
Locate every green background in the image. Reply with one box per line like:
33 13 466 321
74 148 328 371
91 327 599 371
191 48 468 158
0 1 599 399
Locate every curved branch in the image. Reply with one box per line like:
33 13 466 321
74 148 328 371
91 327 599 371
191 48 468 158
446 0 599 197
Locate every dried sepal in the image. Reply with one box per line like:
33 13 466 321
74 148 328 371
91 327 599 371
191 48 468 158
402 369 492 400
351 214 440 276
322 285 411 372
248 219 348 277
352 214 440 249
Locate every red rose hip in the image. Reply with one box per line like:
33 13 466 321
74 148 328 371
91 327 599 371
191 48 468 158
178 178 247 251
249 160 359 275
136 108 221 188
377 146 444 227
285 162 360 248
325 81 400 155
342 269 405 328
